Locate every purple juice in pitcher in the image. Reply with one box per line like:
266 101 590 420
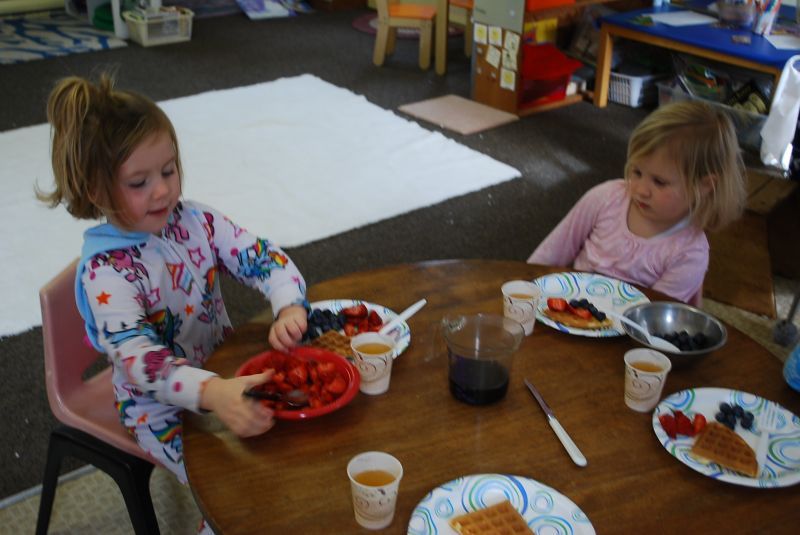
448 350 509 405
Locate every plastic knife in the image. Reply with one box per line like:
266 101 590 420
524 378 587 467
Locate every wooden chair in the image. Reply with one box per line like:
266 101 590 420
373 0 437 70
449 0 474 58
35 259 161 535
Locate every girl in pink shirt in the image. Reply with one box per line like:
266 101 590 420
529 101 747 306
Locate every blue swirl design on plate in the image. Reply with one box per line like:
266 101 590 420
408 473 595 535
533 272 648 338
309 299 409 358
652 388 800 488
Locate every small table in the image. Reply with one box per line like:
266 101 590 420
184 260 800 534
593 6 798 107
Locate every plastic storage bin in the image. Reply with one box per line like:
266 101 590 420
657 81 767 151
609 71 666 108
123 7 193 47
519 43 582 108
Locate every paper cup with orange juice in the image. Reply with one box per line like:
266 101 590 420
347 451 403 530
350 332 396 395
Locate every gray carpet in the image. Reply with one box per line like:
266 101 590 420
0 7 650 500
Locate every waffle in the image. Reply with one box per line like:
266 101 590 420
690 422 758 478
449 500 532 535
306 329 353 359
543 308 613 330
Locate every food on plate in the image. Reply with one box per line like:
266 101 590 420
714 402 754 430
249 352 348 410
690 422 759 478
654 330 711 351
303 304 385 342
544 297 613 330
307 329 353 359
659 410 706 439
448 500 532 535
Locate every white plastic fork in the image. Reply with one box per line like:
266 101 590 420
756 403 779 471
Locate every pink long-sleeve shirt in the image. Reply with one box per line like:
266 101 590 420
528 179 708 305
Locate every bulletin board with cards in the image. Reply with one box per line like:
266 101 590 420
471 0 586 116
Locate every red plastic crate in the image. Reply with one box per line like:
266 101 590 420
526 0 575 11
519 43 582 106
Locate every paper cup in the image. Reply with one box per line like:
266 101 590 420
624 348 672 412
351 332 395 395
347 451 403 530
502 280 541 336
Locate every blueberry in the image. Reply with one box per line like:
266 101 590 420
733 405 744 419
578 299 589 308
594 311 607 321
741 413 754 430
715 412 726 423
720 402 732 414
569 299 580 308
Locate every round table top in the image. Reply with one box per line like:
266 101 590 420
184 259 800 534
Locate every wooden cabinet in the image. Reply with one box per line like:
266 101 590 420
471 0 586 116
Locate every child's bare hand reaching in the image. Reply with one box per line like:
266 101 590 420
200 372 276 437
269 304 308 352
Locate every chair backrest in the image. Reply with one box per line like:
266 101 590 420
40 259 151 459
40 259 100 422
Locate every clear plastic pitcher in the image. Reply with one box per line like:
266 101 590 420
441 314 524 405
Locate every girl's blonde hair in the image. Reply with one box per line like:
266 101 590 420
625 100 746 232
37 73 181 219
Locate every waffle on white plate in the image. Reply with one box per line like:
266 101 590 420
690 422 759 478
449 500 532 535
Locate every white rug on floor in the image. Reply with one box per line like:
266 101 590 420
0 74 520 338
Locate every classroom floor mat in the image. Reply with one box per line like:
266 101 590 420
398 94 519 136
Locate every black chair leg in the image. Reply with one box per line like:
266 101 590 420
35 425 160 535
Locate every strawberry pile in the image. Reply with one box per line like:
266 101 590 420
659 410 707 439
339 304 384 336
253 352 348 410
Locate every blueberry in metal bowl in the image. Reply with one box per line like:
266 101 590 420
622 301 727 362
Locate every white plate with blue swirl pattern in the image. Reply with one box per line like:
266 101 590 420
407 473 595 535
309 299 409 358
533 272 649 338
653 388 800 488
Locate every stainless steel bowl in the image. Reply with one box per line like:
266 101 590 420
622 302 727 361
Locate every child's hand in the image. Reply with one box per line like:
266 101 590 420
269 304 308 352
200 372 276 437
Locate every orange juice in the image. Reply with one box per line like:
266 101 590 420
631 361 663 373
355 343 392 355
354 469 395 486
510 293 534 299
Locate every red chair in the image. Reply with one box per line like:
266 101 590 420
35 259 160 535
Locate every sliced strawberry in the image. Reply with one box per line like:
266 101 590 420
674 410 695 437
343 323 356 337
342 304 368 319
325 375 348 395
567 305 592 319
659 414 677 439
547 298 568 312
358 318 369 333
692 413 707 435
367 310 383 328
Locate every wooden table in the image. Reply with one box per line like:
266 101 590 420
184 260 800 534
